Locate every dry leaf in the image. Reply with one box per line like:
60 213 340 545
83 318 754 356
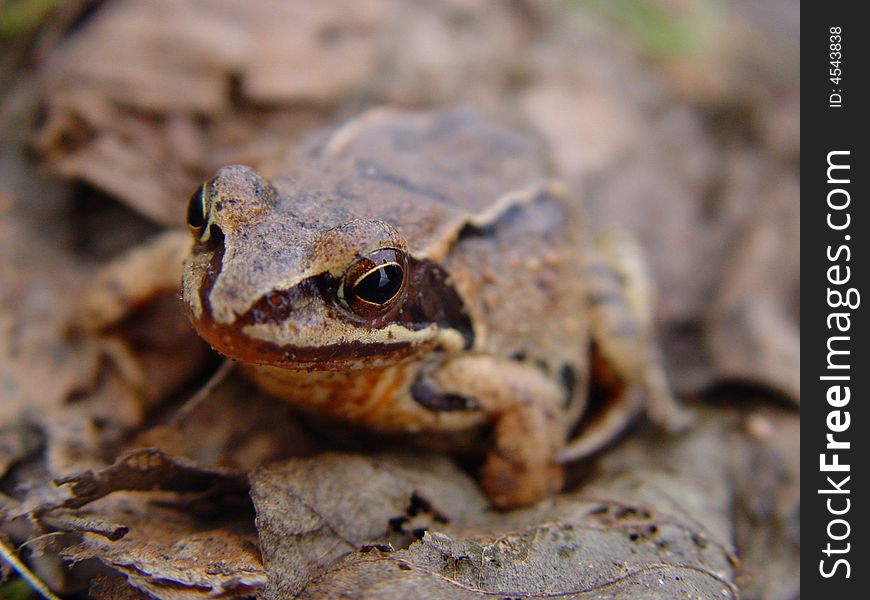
50 448 249 511
251 411 750 599
732 407 800 599
707 173 800 402
36 0 535 226
61 498 265 599
251 453 489 598
135 375 317 472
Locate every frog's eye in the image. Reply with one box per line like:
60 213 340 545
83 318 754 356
186 184 208 240
339 249 408 317
186 182 224 247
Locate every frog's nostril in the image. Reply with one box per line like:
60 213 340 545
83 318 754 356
268 293 288 309
244 290 295 325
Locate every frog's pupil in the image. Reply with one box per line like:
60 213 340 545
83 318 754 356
353 265 403 305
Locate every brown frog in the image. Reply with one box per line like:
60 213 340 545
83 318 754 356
176 107 689 508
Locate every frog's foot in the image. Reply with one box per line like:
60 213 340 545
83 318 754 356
481 402 565 509
427 355 567 509
584 231 692 432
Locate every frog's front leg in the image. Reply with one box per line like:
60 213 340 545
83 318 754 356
560 231 692 464
76 230 191 332
422 355 567 509
72 230 192 392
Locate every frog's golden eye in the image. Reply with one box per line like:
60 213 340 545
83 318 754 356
340 249 407 317
186 184 207 240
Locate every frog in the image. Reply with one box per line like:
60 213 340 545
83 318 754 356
171 107 691 509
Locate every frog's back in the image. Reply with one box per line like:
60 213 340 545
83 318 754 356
286 107 589 379
281 107 555 260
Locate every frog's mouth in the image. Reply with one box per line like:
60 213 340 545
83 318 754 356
204 329 427 371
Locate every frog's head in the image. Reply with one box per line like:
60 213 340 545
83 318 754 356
182 165 472 371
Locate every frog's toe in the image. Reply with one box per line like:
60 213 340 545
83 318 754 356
482 453 563 510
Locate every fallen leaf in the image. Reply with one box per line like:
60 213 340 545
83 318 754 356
36 0 536 226
251 453 489 598
707 173 800 402
50 448 249 511
731 406 800 599
0 424 43 480
135 374 318 472
61 497 265 599
252 410 748 599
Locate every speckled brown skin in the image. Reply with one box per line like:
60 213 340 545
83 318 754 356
181 107 688 509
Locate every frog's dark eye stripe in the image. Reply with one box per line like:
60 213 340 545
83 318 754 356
186 184 207 239
340 248 407 317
